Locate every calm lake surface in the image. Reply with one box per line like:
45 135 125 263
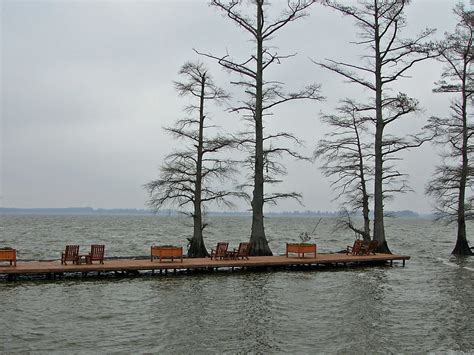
1 214 473 353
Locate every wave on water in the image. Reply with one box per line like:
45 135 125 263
1 215 474 353
436 257 474 272
436 257 461 268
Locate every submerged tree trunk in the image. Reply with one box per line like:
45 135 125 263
250 1 272 256
453 219 473 255
189 209 209 257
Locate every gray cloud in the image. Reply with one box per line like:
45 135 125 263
1 0 464 212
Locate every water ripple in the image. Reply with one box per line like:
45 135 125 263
1 215 474 353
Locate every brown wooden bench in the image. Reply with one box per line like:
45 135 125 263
0 249 17 266
151 246 183 262
286 243 317 258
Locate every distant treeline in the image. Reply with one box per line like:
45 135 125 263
0 207 154 215
0 207 426 218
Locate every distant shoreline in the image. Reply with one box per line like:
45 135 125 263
0 207 432 218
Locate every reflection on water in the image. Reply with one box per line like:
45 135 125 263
1 215 474 353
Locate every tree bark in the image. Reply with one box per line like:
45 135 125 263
189 74 209 258
452 68 473 256
373 2 390 253
354 114 371 241
250 0 272 256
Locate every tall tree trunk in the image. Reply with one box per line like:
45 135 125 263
373 3 391 253
362 188 371 242
250 0 272 256
354 114 371 242
188 74 209 258
452 73 473 256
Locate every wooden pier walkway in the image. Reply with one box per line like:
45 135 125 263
0 253 410 279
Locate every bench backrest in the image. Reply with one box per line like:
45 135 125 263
0 249 16 260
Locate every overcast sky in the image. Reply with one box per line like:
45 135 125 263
1 0 470 213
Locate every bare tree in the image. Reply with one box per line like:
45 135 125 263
316 0 436 253
314 99 373 241
145 62 237 258
196 0 323 255
425 4 473 256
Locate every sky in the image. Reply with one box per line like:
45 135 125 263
1 0 470 213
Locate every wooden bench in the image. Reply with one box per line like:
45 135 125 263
286 243 317 258
0 249 17 266
151 246 183 263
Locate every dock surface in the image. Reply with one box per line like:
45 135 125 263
0 253 410 279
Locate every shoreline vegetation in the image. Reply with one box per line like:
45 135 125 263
0 207 426 218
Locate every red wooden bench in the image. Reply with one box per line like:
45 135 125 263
151 246 183 262
0 249 17 266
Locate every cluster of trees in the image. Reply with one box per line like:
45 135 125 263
146 0 473 257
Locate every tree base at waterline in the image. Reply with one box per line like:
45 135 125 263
187 240 209 258
375 240 392 254
249 238 273 256
452 238 473 256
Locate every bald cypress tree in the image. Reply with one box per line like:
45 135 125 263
198 0 322 255
425 4 473 256
146 62 237 258
317 0 435 253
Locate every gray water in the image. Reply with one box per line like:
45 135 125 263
1 214 473 353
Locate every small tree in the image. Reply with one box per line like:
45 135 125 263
145 62 236 258
197 0 322 255
317 0 435 253
314 99 373 241
425 4 473 256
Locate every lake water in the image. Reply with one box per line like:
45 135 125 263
1 214 473 353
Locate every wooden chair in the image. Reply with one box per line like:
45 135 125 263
228 242 251 260
361 240 379 255
210 242 229 260
86 244 105 264
61 245 80 265
346 239 363 256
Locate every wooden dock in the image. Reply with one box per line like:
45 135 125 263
0 253 410 280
